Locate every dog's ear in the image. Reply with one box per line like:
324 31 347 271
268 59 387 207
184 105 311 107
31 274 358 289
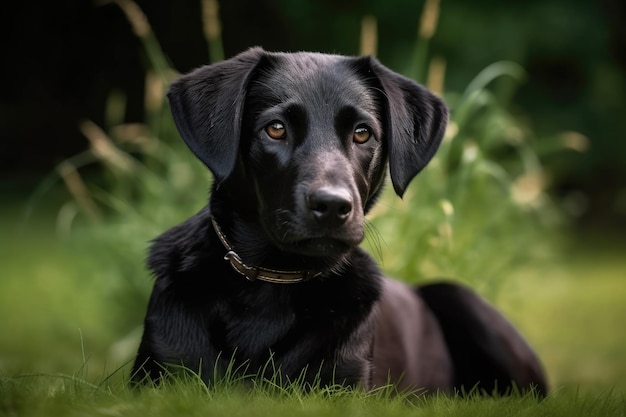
366 57 448 197
167 47 265 183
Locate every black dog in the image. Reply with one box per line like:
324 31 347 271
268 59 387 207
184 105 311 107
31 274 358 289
131 47 547 395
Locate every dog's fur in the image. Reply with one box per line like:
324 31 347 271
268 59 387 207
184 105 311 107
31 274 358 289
131 47 547 395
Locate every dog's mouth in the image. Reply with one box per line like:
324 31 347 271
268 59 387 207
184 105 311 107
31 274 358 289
283 237 353 257
263 205 365 258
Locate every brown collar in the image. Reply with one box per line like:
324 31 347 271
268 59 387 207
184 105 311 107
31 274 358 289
211 218 322 284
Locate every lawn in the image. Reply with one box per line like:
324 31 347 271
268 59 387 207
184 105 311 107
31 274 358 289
1 188 624 416
2 0 624 414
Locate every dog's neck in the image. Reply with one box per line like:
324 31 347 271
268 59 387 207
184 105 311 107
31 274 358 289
211 218 324 284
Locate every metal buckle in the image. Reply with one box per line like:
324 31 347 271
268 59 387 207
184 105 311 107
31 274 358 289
224 250 259 281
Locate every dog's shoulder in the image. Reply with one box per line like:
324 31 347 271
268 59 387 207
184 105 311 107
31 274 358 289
147 206 216 279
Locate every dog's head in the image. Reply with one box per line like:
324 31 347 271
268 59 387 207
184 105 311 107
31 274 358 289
167 47 447 260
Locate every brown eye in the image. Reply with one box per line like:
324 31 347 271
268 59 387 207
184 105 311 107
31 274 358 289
266 122 286 140
353 126 371 144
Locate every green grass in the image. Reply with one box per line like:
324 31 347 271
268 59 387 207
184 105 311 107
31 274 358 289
499 237 626 390
1 373 623 417
2 1 624 414
1 196 625 416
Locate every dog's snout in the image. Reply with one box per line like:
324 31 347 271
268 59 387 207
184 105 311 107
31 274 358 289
307 187 353 227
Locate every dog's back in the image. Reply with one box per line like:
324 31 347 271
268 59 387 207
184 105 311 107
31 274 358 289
371 279 546 395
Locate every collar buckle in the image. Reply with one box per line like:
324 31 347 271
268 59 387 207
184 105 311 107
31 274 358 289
224 250 259 281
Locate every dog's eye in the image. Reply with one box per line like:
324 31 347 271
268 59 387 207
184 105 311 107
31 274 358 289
353 126 371 144
265 122 286 140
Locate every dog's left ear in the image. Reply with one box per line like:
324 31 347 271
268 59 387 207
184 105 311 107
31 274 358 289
167 47 265 183
365 57 448 197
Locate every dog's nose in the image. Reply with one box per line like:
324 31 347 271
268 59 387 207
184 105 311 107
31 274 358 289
307 187 353 227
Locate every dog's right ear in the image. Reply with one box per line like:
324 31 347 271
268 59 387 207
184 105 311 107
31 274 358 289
167 47 265 183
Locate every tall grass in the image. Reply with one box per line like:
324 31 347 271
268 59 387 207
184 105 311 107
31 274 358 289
363 59 559 296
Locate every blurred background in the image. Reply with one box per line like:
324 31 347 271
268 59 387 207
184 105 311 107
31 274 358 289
0 0 624 392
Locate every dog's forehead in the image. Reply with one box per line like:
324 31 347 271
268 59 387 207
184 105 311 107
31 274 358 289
258 52 373 106
278 52 345 77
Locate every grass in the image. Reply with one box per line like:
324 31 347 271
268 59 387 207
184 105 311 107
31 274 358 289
2 0 624 415
2 191 625 416
1 372 624 417
501 237 626 390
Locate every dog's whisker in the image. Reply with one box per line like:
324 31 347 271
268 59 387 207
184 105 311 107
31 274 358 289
363 221 386 264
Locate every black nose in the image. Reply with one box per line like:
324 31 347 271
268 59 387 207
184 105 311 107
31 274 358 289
307 187 353 227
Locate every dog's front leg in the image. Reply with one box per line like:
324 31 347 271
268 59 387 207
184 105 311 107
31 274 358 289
130 280 223 385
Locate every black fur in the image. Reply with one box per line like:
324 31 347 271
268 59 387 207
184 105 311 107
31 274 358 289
132 47 547 395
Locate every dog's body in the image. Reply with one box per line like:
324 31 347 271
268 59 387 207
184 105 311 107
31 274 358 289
132 48 547 395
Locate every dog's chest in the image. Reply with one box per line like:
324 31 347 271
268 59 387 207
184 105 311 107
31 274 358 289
213 282 366 359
